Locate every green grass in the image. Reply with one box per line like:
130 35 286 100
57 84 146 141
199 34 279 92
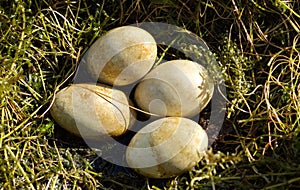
1 0 300 189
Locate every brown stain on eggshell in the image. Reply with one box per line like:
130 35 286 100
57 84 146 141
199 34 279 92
76 84 129 136
98 43 156 85
148 118 181 178
150 118 194 178
149 117 180 146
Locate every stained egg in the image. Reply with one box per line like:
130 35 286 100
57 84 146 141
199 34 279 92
86 26 157 86
126 117 208 178
50 83 132 140
134 60 214 117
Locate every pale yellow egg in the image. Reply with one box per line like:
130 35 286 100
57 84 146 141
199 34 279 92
134 60 214 117
86 26 157 86
50 83 131 140
126 117 208 178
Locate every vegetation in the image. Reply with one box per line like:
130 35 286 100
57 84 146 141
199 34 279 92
0 0 300 189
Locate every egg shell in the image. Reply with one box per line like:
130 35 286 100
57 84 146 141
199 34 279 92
134 60 214 117
86 26 157 86
126 117 208 178
50 83 131 140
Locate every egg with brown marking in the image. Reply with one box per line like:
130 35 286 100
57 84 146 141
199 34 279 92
86 26 157 86
126 117 208 178
50 83 132 140
134 59 214 117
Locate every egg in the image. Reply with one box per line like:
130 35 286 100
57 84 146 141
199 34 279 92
50 83 131 140
126 117 208 178
134 60 214 117
86 26 157 86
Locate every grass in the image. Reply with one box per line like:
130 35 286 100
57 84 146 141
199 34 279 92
0 0 300 189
